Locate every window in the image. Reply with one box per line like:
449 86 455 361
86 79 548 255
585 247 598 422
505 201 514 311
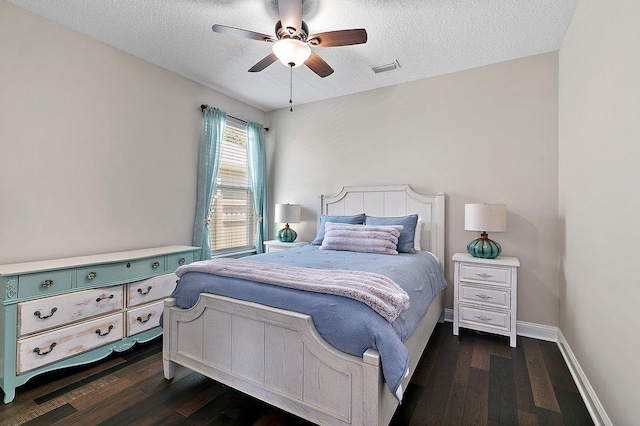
208 120 255 255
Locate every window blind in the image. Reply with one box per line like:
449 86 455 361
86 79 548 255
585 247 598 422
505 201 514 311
209 122 256 255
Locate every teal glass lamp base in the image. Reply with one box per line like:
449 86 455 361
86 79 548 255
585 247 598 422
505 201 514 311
277 224 297 242
467 232 502 259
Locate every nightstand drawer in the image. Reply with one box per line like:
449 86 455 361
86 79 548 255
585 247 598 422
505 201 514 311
263 240 308 253
459 305 510 331
460 264 511 286
459 284 510 308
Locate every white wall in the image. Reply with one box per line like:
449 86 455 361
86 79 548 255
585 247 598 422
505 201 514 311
559 0 640 423
266 52 560 325
0 1 266 264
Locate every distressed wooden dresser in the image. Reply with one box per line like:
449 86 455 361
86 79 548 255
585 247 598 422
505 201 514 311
0 245 199 403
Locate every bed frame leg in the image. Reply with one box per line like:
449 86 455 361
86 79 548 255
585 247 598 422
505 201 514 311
163 359 176 380
162 298 177 380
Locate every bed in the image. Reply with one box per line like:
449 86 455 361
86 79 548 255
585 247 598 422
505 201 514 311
162 185 446 425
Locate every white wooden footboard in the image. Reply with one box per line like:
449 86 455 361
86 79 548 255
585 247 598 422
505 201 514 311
162 290 445 425
163 294 380 425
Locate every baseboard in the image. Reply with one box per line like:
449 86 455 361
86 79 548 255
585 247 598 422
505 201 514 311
557 330 612 426
443 309 558 342
443 308 610 425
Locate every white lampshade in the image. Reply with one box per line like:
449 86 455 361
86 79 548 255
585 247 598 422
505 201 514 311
275 203 301 224
272 39 311 67
465 204 507 233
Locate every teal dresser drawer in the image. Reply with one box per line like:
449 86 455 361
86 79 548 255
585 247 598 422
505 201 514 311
76 256 165 288
167 251 195 272
18 269 74 299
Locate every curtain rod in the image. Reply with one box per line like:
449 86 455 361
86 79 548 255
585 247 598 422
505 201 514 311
200 104 269 131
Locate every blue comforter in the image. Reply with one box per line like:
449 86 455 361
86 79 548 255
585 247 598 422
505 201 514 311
166 245 447 398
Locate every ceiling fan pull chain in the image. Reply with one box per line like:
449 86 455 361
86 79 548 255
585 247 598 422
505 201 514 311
289 63 294 112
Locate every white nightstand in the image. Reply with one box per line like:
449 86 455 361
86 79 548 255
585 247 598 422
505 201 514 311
452 252 520 347
264 240 308 253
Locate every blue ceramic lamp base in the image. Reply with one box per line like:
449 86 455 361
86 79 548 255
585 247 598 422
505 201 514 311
277 224 297 242
467 232 501 259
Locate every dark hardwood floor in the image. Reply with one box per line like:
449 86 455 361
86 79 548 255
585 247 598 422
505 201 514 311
0 322 593 425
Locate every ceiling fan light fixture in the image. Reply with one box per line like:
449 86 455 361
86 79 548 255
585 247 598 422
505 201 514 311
272 39 311 68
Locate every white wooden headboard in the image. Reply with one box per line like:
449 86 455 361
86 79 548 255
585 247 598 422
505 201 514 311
320 185 446 269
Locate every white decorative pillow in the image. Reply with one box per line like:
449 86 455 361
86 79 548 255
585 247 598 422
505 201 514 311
414 218 423 251
320 223 403 255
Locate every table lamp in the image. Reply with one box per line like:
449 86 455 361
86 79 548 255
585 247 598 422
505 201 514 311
465 203 507 259
275 203 301 242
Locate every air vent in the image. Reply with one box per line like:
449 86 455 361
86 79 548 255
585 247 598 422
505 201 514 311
370 60 401 74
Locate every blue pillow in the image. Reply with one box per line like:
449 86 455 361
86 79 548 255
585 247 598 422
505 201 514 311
312 213 365 245
365 214 419 253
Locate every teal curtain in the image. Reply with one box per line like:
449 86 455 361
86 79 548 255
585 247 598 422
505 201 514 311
247 122 267 253
193 106 227 260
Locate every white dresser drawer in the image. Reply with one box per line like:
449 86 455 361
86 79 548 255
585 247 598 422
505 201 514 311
460 264 511 287
18 285 124 337
459 284 510 309
458 305 511 332
17 313 124 374
126 301 163 336
126 273 177 307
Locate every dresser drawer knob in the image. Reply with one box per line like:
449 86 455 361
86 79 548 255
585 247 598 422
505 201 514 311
137 286 152 296
152 261 160 269
34 307 58 320
96 294 114 303
137 313 153 324
95 325 114 337
33 342 57 356
476 273 493 278
178 257 186 265
87 271 97 280
42 279 54 288
475 315 493 321
475 294 493 300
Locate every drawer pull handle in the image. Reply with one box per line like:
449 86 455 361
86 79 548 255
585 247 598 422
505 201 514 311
95 325 114 337
475 315 493 321
137 286 152 296
476 273 493 278
33 342 57 356
87 271 97 280
178 257 186 265
42 279 54 288
96 294 114 303
137 313 153 324
34 307 58 319
152 261 160 269
475 294 493 300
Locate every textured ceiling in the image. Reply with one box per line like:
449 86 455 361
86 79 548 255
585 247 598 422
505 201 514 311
8 0 577 112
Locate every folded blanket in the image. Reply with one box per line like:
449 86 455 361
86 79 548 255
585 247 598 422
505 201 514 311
175 258 410 322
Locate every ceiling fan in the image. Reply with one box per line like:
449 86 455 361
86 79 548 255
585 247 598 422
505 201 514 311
212 0 368 78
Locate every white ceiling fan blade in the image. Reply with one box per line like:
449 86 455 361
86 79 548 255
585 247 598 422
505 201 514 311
278 0 303 36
